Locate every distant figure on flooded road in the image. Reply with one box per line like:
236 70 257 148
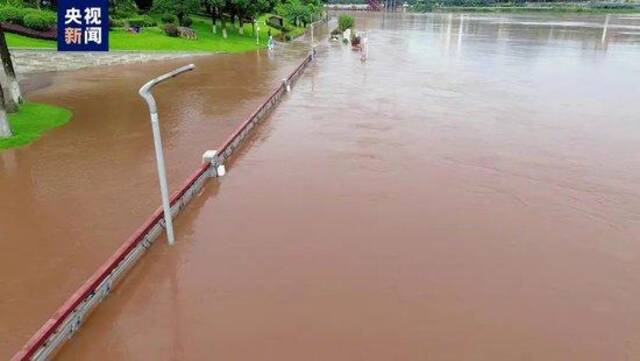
361 33 369 62
267 30 275 51
352 31 368 62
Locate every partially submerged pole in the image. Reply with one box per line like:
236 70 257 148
255 19 260 45
139 64 195 246
601 14 610 44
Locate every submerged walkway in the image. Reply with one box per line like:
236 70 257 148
12 49 208 74
56 13 640 361
0 40 312 359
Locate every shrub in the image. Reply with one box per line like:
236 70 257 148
161 12 177 23
413 0 436 12
111 0 138 18
439 0 495 6
39 10 56 25
338 14 354 32
180 16 192 27
0 6 27 25
22 12 49 30
163 23 179 37
151 0 174 13
112 9 136 19
142 15 157 26
109 17 125 28
4 0 24 7
151 0 199 18
127 15 156 27
0 7 56 29
589 2 637 9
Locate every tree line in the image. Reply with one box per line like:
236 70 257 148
151 0 325 35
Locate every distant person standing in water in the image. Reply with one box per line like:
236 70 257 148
361 34 368 62
267 30 275 50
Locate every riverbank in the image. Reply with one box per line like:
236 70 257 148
0 102 71 150
428 6 640 13
408 2 640 14
7 14 307 52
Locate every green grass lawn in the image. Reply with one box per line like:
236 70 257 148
0 102 72 150
7 15 306 52
6 32 55 48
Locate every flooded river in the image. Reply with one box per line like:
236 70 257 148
0 38 311 357
4 12 640 360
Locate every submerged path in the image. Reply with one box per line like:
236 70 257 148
0 38 312 358
12 50 208 75
55 13 640 360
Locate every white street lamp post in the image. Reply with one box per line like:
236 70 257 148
138 64 195 246
256 20 260 44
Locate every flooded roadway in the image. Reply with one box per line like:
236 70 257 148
0 37 312 358
7 12 640 360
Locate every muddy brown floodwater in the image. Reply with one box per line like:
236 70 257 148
5 12 640 360
0 36 312 358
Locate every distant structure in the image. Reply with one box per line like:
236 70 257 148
383 0 400 10
325 0 395 11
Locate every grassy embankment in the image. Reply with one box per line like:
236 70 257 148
7 14 306 51
3 14 305 149
0 103 72 150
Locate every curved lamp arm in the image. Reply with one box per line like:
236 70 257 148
139 64 195 114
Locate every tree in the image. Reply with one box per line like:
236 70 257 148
152 0 199 24
203 0 275 38
232 0 250 34
0 24 22 113
133 0 153 11
276 0 321 27
304 0 323 23
231 0 263 35
204 0 225 34
110 0 139 14
243 0 277 34
203 0 231 37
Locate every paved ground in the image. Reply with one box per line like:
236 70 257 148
11 49 208 74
